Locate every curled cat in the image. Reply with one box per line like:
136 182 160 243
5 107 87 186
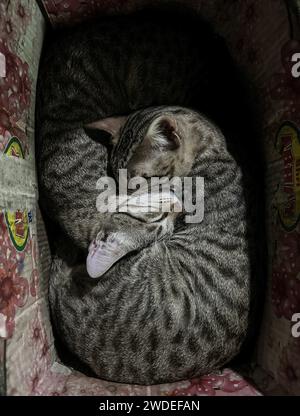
36 9 257 251
38 8 265 385
49 106 251 385
84 105 208 278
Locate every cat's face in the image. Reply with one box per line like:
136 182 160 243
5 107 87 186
85 107 219 180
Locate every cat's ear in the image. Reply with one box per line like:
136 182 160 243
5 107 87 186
149 116 181 151
84 116 127 145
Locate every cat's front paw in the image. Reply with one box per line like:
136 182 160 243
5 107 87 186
86 231 128 278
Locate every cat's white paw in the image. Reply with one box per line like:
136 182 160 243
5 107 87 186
86 233 127 278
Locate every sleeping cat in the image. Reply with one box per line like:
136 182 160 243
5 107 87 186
49 106 251 384
84 105 206 278
37 8 265 384
36 8 260 251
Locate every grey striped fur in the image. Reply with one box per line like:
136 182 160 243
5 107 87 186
36 10 260 384
49 107 251 384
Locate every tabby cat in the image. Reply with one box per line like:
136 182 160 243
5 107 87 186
37 8 264 384
49 106 251 384
36 8 260 250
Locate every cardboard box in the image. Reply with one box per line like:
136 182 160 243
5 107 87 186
0 0 299 396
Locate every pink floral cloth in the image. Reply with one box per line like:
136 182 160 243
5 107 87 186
0 1 32 157
1 0 299 396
